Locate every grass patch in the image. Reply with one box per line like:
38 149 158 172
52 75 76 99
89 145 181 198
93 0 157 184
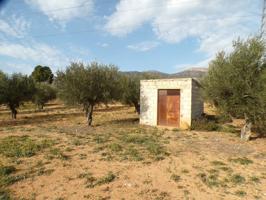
0 136 54 158
191 117 220 131
47 148 69 160
93 134 110 144
197 173 220 188
181 169 189 174
0 189 11 200
80 172 116 188
0 173 27 187
36 168 54 176
78 172 96 187
230 174 245 185
250 176 260 183
108 143 122 152
0 164 28 189
219 166 232 172
94 172 116 186
0 166 16 176
171 174 181 183
211 160 226 166
123 146 143 161
95 127 168 162
219 125 237 133
229 157 253 165
235 190 247 197
72 139 82 146
119 129 168 160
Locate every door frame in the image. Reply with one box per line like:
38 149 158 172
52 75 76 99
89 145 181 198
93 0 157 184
157 89 181 127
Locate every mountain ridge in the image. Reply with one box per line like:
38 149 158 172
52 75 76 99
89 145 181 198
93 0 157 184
123 67 208 79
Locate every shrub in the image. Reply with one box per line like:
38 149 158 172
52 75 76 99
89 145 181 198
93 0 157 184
191 117 220 131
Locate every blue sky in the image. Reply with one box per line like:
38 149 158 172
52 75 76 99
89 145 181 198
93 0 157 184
0 0 262 74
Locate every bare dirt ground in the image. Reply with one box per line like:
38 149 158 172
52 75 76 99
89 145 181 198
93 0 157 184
0 102 265 200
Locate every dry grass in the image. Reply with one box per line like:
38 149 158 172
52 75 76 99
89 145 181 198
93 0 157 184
0 101 265 200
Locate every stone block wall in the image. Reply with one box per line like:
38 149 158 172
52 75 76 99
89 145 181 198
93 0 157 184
140 78 194 129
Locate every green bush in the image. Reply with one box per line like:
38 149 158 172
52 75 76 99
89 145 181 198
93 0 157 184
191 117 220 131
0 166 16 176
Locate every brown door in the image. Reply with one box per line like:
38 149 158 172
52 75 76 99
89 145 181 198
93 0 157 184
158 89 180 127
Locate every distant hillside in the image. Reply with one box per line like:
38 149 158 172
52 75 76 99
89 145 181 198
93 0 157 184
170 67 208 79
123 67 208 79
122 70 169 78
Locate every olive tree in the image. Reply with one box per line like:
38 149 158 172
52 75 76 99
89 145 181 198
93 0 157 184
55 62 121 126
32 83 56 110
202 37 266 140
0 72 35 119
120 72 161 114
31 65 54 84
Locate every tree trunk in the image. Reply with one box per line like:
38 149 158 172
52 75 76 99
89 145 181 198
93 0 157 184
37 104 43 111
133 102 140 114
241 114 252 141
84 103 94 126
11 108 17 119
87 104 94 126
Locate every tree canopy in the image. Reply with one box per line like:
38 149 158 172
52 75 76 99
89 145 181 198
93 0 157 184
33 83 56 110
0 72 35 119
31 65 54 84
55 62 121 126
120 72 161 113
202 37 266 139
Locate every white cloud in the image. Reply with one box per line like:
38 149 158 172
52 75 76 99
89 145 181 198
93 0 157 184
127 41 159 52
0 41 68 72
0 61 34 74
0 15 30 38
105 0 260 56
25 0 94 23
175 57 212 71
98 43 109 48
105 0 160 36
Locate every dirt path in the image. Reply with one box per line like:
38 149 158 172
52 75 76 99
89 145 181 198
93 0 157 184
0 103 265 200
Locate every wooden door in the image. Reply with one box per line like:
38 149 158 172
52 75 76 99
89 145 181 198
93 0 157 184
157 89 180 127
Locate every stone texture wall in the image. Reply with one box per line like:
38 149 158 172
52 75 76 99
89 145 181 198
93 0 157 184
140 78 193 129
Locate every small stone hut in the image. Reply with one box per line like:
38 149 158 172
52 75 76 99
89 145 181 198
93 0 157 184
140 78 203 129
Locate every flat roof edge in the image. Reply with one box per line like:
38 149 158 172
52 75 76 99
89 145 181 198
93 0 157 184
140 78 194 82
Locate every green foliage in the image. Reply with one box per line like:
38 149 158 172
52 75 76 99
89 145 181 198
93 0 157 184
31 65 54 83
230 174 245 185
0 164 25 199
79 171 116 188
171 174 181 182
33 83 56 110
108 143 122 152
0 189 11 200
94 172 116 186
0 136 54 158
55 62 122 126
229 157 253 165
120 72 161 113
191 117 220 131
0 166 16 177
197 172 220 188
202 37 266 134
0 72 36 119
234 190 247 197
47 148 69 160
211 161 226 166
